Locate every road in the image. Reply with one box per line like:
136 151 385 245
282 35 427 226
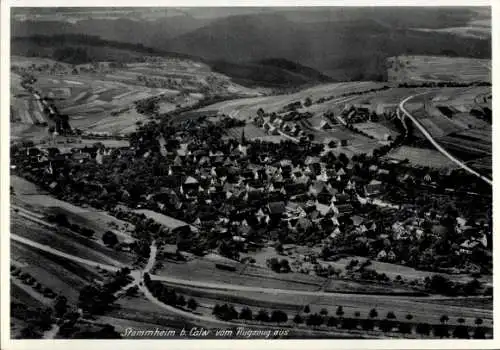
399 93 492 186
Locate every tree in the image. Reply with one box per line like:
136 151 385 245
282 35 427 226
398 322 412 334
327 316 338 327
306 313 323 327
275 243 284 255
255 309 270 322
271 310 288 324
176 295 186 307
54 295 68 317
386 311 397 320
434 324 450 338
405 314 413 321
473 327 486 339
379 319 395 333
453 322 470 339
303 305 310 314
416 323 431 336
239 307 253 320
440 315 449 324
293 314 304 324
304 97 312 107
320 308 329 316
125 286 139 297
354 311 361 318
336 306 345 318
369 308 378 319
102 231 118 247
187 298 198 311
20 327 42 339
361 318 374 331
475 318 483 326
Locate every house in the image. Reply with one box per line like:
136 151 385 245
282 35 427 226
351 215 365 227
459 240 480 255
267 201 287 218
332 193 353 215
365 179 384 197
377 250 387 260
319 120 332 130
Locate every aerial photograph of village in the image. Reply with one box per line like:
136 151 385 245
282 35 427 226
8 6 492 340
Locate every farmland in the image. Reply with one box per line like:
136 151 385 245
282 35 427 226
386 146 456 168
10 54 262 140
387 55 491 83
11 214 133 266
11 239 105 303
401 86 491 174
155 282 492 328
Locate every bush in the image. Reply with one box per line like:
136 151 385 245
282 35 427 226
239 307 253 320
293 314 304 324
416 323 431 336
361 319 374 331
255 309 270 322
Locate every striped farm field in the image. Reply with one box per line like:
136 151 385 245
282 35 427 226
387 55 491 83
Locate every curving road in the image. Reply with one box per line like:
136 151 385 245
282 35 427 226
399 93 492 186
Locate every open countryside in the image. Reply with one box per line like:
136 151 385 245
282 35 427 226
8 6 492 342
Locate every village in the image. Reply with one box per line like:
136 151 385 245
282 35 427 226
11 104 492 286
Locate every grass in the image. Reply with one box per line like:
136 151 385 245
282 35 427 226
11 175 47 195
11 240 104 303
156 258 322 292
387 146 456 168
11 214 132 266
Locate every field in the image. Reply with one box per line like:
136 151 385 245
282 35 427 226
157 282 492 328
134 209 197 232
224 124 269 140
11 176 134 241
11 239 105 303
386 146 456 168
353 122 399 141
11 175 47 195
11 214 133 266
156 258 322 292
401 86 491 173
387 55 491 83
198 81 387 120
10 55 262 140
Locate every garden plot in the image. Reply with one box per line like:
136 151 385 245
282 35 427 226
387 146 456 168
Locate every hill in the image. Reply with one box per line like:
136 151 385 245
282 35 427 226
11 34 331 88
11 7 491 82
162 12 490 81
211 58 332 87
10 34 198 65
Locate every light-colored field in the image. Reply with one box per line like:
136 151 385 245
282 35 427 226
156 257 323 292
387 55 491 83
16 194 89 213
199 82 386 121
387 146 456 168
134 209 196 231
354 122 399 141
161 283 492 327
224 124 269 140
10 175 47 195
11 55 262 138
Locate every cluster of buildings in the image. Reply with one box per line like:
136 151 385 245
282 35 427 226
11 116 490 274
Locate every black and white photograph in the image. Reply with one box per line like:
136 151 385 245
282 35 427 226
1 3 495 346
